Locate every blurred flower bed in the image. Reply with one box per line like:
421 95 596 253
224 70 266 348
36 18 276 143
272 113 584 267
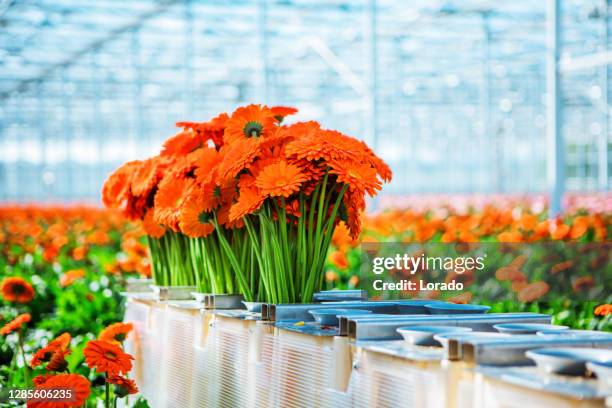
326 198 612 331
0 205 149 406
0 198 610 405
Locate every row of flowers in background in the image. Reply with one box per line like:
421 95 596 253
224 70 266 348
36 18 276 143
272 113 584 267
0 206 147 406
326 201 611 331
102 104 391 304
0 198 610 404
378 192 612 215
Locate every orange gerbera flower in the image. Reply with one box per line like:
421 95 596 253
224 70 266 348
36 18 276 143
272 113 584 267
60 269 85 288
179 195 215 238
572 276 595 293
255 160 308 197
1 277 35 303
99 322 133 345
161 129 202 157
49 332 71 349
284 122 330 161
28 373 91 408
509 254 528 269
177 112 229 149
46 348 70 372
511 280 528 293
286 127 375 166
101 160 140 209
224 104 277 144
32 374 52 386
324 130 372 160
550 221 570 240
142 209 165 238
131 157 161 197
495 266 526 282
30 333 71 368
329 159 382 196
72 245 87 261
217 137 261 181
518 214 538 231
153 174 195 231
0 313 31 335
329 251 349 269
83 340 133 376
448 292 473 304
343 189 366 239
229 187 266 222
594 304 612 316
550 260 573 275
270 106 298 122
496 230 523 243
569 215 589 239
518 281 549 302
331 221 358 251
193 148 222 186
355 138 393 182
107 375 139 397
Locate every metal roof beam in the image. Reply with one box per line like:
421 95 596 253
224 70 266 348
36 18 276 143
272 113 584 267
0 0 179 99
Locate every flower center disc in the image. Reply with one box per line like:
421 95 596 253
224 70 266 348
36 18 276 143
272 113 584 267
243 121 263 138
198 211 212 224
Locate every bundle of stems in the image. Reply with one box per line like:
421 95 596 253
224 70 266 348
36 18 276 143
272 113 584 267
214 223 258 301
244 178 348 304
149 231 195 286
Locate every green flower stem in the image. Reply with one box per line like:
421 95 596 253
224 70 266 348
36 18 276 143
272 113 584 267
303 184 348 302
213 216 252 301
7 342 16 386
277 199 295 301
164 232 196 287
248 176 347 304
17 330 29 386
148 236 164 285
105 373 110 408
145 177 347 303
244 217 272 302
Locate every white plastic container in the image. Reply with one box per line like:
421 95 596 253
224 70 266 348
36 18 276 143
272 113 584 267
190 311 274 408
160 302 205 407
140 300 168 407
347 341 448 408
123 297 151 388
473 366 605 408
258 322 352 408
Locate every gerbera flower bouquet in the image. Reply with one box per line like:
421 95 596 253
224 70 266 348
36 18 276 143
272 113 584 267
102 104 391 304
216 105 392 303
102 114 244 295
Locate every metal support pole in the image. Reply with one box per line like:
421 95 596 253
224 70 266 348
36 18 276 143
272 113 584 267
258 0 269 104
546 0 564 217
61 68 73 201
365 0 379 152
91 53 103 200
131 29 144 154
184 0 195 116
6 98 18 200
36 82 49 200
599 0 609 191
480 12 494 192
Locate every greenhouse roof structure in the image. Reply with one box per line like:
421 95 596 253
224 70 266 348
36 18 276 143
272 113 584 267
0 0 610 205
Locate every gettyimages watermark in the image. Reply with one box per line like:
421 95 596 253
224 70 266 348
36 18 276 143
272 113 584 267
358 242 611 303
371 252 486 291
